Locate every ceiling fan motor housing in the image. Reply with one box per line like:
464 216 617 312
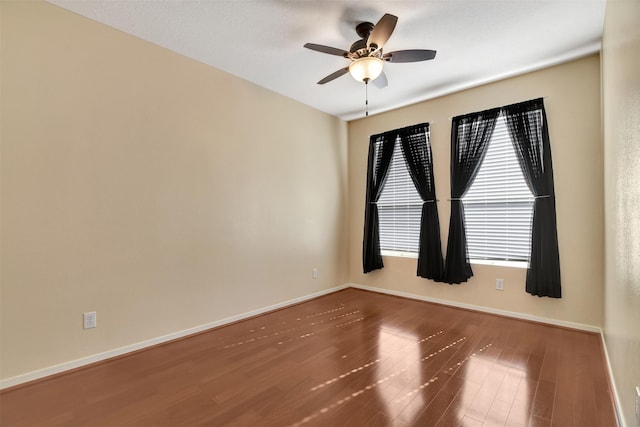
350 22 379 58
349 39 373 58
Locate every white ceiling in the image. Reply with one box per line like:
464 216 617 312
47 0 606 121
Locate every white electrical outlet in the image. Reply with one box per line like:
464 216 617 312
312 268 318 279
83 311 97 329
496 279 504 291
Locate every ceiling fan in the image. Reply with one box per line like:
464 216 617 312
304 13 437 88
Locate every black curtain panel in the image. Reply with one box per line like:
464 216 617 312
362 132 396 273
503 98 561 298
443 109 501 284
398 123 444 280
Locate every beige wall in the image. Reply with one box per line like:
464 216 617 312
0 1 349 380
348 55 604 327
602 0 640 424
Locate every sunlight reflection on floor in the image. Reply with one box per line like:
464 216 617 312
375 328 425 421
455 350 529 425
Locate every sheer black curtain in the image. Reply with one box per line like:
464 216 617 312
503 98 561 297
399 124 444 280
362 132 396 273
443 109 500 284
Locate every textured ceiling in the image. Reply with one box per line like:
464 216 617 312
47 0 606 121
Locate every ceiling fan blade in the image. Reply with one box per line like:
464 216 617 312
304 43 349 57
317 67 350 84
372 71 388 89
367 13 398 50
383 49 437 63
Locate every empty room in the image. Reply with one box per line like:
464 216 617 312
1 0 638 426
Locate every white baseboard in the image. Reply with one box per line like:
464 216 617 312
599 331 627 427
348 283 601 333
0 284 350 390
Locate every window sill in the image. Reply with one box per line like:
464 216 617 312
381 250 418 259
380 252 528 269
470 259 528 269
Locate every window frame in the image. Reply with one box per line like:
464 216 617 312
376 135 424 257
461 113 534 268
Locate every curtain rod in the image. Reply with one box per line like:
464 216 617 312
370 122 430 138
447 96 549 120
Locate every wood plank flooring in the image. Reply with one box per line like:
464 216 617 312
0 289 617 426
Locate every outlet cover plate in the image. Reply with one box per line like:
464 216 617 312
496 279 504 291
83 311 97 329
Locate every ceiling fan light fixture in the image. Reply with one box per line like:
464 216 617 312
349 57 383 83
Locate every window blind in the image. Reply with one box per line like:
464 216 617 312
462 115 534 262
377 137 423 253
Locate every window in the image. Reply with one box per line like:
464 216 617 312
462 114 534 263
377 136 423 255
363 123 443 279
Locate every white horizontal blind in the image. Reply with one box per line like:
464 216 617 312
462 115 534 262
378 136 423 253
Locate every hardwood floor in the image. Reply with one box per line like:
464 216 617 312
0 289 617 426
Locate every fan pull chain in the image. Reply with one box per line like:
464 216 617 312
365 80 369 117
